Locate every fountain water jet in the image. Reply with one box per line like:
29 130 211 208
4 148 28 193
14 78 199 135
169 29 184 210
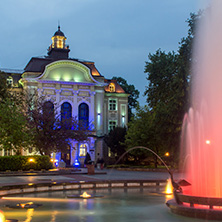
182 0 222 199
115 146 186 193
167 0 222 219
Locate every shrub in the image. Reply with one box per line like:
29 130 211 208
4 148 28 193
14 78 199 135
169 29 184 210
0 155 53 171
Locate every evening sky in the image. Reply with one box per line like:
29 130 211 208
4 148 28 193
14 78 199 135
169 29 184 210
0 0 208 105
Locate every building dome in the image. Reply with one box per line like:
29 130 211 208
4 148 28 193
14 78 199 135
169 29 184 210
53 26 65 37
47 25 69 59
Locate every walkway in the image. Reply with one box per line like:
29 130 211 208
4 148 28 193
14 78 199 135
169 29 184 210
0 168 181 187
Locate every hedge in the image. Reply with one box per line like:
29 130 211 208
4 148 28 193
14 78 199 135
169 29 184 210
0 155 53 171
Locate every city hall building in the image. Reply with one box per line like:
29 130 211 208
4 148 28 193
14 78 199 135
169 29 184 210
1 26 128 166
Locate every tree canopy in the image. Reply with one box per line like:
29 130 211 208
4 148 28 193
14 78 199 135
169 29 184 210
104 126 127 160
125 12 202 167
0 74 32 153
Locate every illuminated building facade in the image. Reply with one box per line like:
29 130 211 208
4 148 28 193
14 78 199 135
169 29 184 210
0 26 128 166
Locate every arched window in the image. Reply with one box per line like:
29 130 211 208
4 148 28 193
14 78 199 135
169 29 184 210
43 101 54 117
61 102 72 129
78 103 89 128
43 101 54 125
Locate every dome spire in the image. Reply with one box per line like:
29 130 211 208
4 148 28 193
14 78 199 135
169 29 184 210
47 25 70 59
58 20 60 31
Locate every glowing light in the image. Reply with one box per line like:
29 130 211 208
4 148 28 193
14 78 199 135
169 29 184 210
165 152 170 157
80 192 91 198
109 83 115 92
0 210 5 222
16 202 34 208
63 74 71 81
97 113 101 128
122 115 125 126
28 158 34 163
165 178 173 195
74 159 80 167
206 140 211 145
19 203 26 208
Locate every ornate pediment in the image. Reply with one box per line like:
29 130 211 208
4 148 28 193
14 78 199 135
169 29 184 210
38 60 98 84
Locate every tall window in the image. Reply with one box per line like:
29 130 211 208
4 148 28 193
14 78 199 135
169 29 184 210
109 99 117 111
43 101 54 126
109 120 117 131
43 101 54 117
79 103 89 127
61 102 72 129
79 143 87 157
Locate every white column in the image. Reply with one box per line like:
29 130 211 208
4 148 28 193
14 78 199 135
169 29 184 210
55 89 61 104
89 91 95 123
73 90 78 118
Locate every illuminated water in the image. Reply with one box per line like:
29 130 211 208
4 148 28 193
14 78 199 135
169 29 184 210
181 0 222 197
0 189 214 222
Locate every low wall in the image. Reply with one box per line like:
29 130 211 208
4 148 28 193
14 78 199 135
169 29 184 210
0 179 166 196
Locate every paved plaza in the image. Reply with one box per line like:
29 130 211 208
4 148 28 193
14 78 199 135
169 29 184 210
0 168 182 187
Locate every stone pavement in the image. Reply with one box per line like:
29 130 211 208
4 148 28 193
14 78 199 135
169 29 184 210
0 168 182 187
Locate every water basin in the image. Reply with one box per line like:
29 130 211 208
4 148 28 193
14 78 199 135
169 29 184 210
0 188 214 222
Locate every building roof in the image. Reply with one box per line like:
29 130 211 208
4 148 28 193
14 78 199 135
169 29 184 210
23 26 104 78
24 57 103 78
104 79 126 93
0 68 24 74
53 26 65 37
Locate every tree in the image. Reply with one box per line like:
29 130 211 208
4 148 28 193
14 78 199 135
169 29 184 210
144 49 183 158
144 50 178 108
112 77 139 121
0 74 10 102
0 98 32 153
26 93 92 155
104 126 127 161
0 74 32 153
124 106 164 167
125 12 203 167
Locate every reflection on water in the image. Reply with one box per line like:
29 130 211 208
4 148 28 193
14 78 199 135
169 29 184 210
24 209 34 222
50 211 58 222
0 210 5 222
0 188 205 222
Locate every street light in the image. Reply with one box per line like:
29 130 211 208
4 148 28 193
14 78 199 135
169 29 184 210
165 152 170 157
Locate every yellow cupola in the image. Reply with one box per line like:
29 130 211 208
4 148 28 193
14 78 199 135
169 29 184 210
48 25 70 59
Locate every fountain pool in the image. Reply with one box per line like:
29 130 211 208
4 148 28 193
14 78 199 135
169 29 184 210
0 188 211 222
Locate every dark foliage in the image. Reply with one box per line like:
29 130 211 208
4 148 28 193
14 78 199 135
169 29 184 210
0 155 52 171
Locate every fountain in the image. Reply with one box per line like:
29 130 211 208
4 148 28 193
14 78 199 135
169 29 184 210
67 191 104 199
166 0 222 219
